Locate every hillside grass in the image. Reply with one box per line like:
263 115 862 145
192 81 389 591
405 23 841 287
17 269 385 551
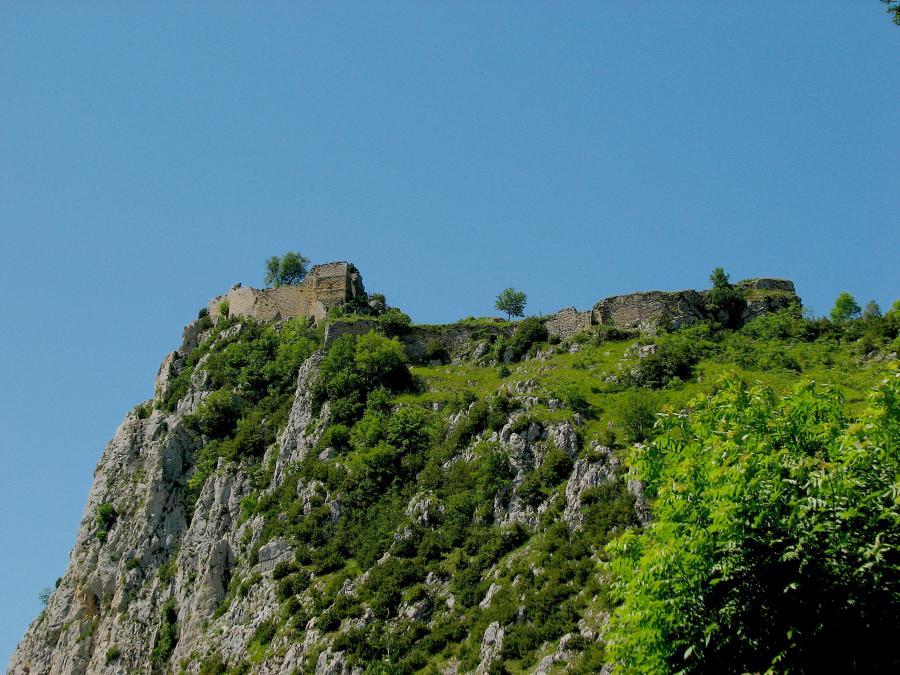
170 304 899 673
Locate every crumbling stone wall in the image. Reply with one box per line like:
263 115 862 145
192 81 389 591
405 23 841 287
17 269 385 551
208 262 364 323
544 307 592 340
592 290 708 334
591 279 800 335
324 320 515 364
323 319 380 349
402 323 514 364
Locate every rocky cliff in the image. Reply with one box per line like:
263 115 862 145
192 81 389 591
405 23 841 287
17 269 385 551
10 310 643 674
8 274 807 675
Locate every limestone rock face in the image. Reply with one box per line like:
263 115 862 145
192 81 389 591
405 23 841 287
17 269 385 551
564 446 621 530
476 622 505 674
8 400 198 675
7 328 332 675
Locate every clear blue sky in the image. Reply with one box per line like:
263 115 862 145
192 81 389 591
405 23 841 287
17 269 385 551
1 2 897 664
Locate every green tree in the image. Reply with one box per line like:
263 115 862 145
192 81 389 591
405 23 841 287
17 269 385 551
882 0 900 25
495 288 527 321
605 376 900 673
862 299 882 320
706 267 746 328
830 291 861 323
264 251 310 287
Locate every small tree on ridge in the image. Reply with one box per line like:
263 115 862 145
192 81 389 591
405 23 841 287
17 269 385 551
265 251 310 287
830 291 861 323
495 288 527 321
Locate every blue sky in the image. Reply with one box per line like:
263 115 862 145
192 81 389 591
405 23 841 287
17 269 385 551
1 2 897 664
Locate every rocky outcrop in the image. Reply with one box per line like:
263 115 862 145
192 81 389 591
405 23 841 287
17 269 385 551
9 401 199 674
476 622 505 674
8 325 326 675
274 351 327 483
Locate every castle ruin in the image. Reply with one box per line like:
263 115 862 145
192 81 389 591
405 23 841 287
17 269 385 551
208 261 365 323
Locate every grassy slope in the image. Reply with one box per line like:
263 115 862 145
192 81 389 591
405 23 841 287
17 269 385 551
172 308 898 674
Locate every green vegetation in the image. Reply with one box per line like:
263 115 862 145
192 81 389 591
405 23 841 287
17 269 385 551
883 0 900 25
264 251 310 287
605 374 900 673
95 503 117 542
104 645 120 664
831 290 862 323
706 267 746 328
150 598 179 670
163 315 321 503
159 294 899 672
495 287 527 321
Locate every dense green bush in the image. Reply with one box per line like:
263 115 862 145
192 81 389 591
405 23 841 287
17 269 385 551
423 338 450 364
95 503 117 542
706 267 747 328
378 307 412 337
606 374 900 673
150 598 178 670
617 391 659 443
628 324 714 388
313 333 411 426
505 316 548 361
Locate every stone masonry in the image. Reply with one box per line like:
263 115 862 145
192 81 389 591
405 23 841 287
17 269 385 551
208 262 365 323
544 307 592 340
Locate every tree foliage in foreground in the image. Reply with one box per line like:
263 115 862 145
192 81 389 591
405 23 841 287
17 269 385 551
883 0 900 25
605 371 900 674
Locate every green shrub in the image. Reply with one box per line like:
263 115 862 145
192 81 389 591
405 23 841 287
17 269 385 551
517 470 545 507
276 571 310 602
423 338 450 364
628 326 713 388
506 316 549 361
580 480 639 546
313 333 411 426
541 446 573 485
250 619 276 647
378 307 412 337
104 646 120 664
618 391 659 443
198 654 227 675
194 389 242 439
95 503 117 542
150 598 178 670
158 555 177 583
555 382 593 417
706 267 747 328
272 560 298 581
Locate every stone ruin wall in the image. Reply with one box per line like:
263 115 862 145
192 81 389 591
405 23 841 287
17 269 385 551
208 262 363 323
592 290 709 334
544 307 592 340
323 320 516 364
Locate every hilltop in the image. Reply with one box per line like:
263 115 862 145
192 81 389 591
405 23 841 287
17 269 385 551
9 265 900 675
